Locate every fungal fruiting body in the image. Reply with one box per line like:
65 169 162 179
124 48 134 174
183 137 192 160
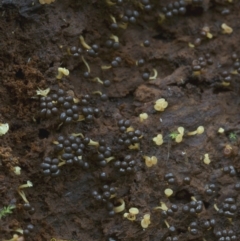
4 234 24 241
176 127 184 142
221 23 233 34
36 88 50 97
17 181 33 204
154 202 168 211
218 127 225 133
123 207 139 221
113 199 125 213
202 26 213 39
203 153 211 165
154 98 168 111
164 188 173 197
13 166 21 175
143 156 157 167
141 214 151 228
0 123 9 136
56 67 70 80
153 134 163 145
170 127 184 143
139 113 148 122
187 126 204 136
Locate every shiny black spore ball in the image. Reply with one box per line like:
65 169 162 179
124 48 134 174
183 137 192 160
40 96 58 118
57 135 89 169
41 157 60 177
114 155 137 174
182 200 203 215
59 95 79 124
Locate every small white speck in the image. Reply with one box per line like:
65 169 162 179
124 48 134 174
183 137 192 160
159 118 162 122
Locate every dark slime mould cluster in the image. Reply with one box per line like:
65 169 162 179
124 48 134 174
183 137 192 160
0 0 240 241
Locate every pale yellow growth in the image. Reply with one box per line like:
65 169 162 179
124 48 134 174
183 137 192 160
222 81 230 87
175 135 183 143
143 156 158 167
139 113 148 122
13 166 21 175
88 139 99 147
106 156 115 163
187 126 204 136
126 126 134 132
221 23 233 34
73 98 80 103
193 70 201 76
3 234 24 241
123 207 139 221
14 229 24 234
158 13 165 24
128 143 140 150
110 34 119 43
218 127 225 134
154 202 168 211
154 98 168 111
178 127 184 135
191 196 197 202
214 203 219 212
188 43 195 48
231 69 238 75
19 181 33 189
164 220 170 228
153 134 163 145
206 32 213 38
58 159 68 167
39 0 55 4
149 69 158 80
0 123 9 136
71 133 84 138
92 91 102 96
106 0 116 5
110 15 117 23
113 198 125 213
118 22 128 29
110 194 116 199
56 67 69 79
203 153 211 165
82 56 91 73
129 207 139 214
101 65 112 70
36 87 50 97
18 181 33 204
93 77 103 84
202 26 213 39
175 127 184 143
79 35 91 50
141 214 151 228
164 188 173 197
137 1 144 9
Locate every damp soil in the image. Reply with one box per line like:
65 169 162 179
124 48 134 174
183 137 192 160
0 0 240 241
